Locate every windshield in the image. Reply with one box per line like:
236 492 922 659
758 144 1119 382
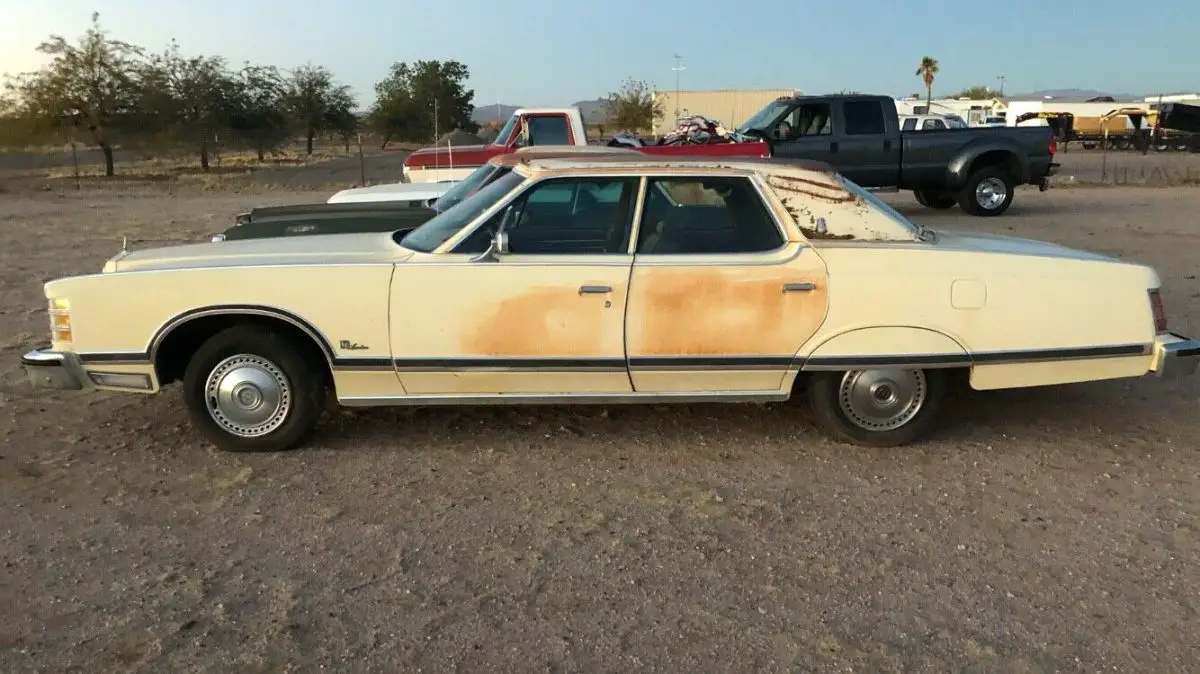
431 163 507 212
399 170 526 252
835 174 929 240
737 101 791 133
945 115 968 129
492 114 519 146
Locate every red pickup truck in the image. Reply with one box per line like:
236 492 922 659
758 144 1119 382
401 106 770 183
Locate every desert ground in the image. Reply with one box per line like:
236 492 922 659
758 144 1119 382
1 153 1199 672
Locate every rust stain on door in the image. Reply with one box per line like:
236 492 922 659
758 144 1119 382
464 285 617 357
628 267 828 356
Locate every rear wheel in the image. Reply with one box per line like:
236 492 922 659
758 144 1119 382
182 325 327 452
957 166 1015 216
806 368 947 447
915 189 956 209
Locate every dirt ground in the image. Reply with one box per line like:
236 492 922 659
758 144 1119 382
1 180 1198 673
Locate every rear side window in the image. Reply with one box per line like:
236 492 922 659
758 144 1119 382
526 116 570 145
901 117 917 131
636 176 784 255
843 101 886 135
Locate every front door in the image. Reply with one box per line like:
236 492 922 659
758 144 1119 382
624 174 830 393
388 175 641 395
770 101 838 167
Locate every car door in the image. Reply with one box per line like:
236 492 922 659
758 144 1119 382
624 173 830 393
769 101 839 167
836 99 900 187
387 175 640 396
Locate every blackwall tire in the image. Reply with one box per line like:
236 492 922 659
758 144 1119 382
957 166 1015 217
806 368 947 447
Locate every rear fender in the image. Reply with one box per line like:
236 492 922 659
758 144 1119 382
946 139 1029 186
794 326 970 373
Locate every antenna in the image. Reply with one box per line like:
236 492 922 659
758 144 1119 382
672 54 686 119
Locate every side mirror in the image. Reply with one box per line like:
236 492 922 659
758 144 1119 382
470 229 509 263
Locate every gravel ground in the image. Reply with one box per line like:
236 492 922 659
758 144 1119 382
1 183 1198 673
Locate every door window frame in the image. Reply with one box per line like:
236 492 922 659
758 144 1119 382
630 174 795 263
436 170 799 263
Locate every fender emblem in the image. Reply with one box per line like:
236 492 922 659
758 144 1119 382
339 340 369 351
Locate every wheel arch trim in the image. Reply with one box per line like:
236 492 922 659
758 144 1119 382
148 304 337 367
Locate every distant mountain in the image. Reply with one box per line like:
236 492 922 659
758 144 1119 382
470 99 612 124
1006 88 1142 101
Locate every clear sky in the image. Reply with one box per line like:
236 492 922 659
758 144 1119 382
2 0 1193 109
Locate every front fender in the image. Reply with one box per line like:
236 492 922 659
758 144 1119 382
797 326 970 370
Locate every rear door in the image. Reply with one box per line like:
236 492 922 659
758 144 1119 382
835 99 900 187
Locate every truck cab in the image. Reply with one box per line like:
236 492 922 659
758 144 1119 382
402 107 589 183
738 94 904 188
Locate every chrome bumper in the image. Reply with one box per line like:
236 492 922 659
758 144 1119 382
1150 332 1200 378
21 347 86 391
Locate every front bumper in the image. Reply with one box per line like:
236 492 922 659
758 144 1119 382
21 347 86 391
1150 332 1200 378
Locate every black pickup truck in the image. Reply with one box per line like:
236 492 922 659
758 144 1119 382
737 94 1059 216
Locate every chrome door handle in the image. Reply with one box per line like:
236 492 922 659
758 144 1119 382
783 282 817 293
579 285 612 295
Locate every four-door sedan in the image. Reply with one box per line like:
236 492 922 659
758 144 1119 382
22 156 1200 451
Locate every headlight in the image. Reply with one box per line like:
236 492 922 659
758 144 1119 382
49 298 72 342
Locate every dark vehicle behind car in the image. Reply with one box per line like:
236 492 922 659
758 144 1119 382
738 94 1060 216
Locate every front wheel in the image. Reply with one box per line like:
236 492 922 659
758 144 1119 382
806 368 947 447
957 166 1015 217
182 325 327 452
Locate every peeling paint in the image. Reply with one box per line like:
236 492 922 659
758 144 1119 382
765 174 855 203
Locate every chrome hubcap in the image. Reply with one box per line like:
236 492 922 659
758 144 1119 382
837 369 927 431
975 177 1007 209
204 354 291 438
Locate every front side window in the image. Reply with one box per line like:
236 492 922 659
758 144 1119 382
399 170 526 252
456 176 639 255
922 118 946 130
636 176 784 255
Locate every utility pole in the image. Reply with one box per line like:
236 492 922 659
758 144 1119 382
672 53 686 119
432 98 438 142
996 75 1006 97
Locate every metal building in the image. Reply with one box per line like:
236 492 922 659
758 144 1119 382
652 88 802 135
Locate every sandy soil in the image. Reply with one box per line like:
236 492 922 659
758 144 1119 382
1 183 1198 672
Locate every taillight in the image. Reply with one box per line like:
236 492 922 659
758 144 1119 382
1149 289 1167 332
1048 136 1057 155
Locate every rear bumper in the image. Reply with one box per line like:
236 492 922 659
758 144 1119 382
21 347 86 391
1149 332 1200 378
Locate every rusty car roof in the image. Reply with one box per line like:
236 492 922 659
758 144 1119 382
516 155 840 181
489 145 638 168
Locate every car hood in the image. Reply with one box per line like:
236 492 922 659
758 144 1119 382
103 232 413 273
327 181 456 204
932 229 1119 262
